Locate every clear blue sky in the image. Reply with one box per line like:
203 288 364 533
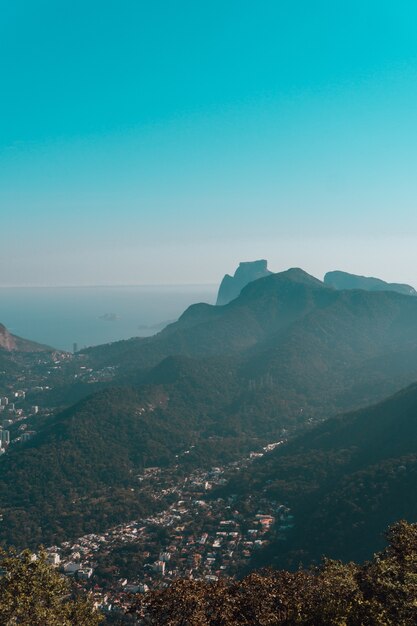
2 1 417 286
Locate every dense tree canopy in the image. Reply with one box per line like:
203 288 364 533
0 522 416 624
133 521 417 625
0 548 102 625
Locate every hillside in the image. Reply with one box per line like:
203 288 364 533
0 386 187 547
84 267 417 418
0 359 261 549
229 382 417 569
0 323 55 395
0 323 52 352
79 268 328 372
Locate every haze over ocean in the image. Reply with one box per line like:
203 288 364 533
0 285 216 352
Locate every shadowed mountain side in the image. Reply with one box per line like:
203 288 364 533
81 269 329 371
76 268 417 424
324 270 417 296
230 383 417 569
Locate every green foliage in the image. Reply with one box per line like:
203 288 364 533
355 521 417 625
0 386 193 548
0 548 102 625
134 521 417 626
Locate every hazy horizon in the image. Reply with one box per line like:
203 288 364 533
2 252 417 289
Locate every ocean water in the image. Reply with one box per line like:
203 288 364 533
0 285 217 352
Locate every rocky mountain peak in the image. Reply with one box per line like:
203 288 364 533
216 259 273 305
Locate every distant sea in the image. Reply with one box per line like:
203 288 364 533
0 285 217 352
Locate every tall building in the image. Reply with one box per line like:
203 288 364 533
46 553 61 566
21 431 36 442
0 430 10 444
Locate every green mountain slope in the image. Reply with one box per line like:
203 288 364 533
0 358 257 549
79 269 417 426
82 269 328 371
232 383 417 569
0 386 190 547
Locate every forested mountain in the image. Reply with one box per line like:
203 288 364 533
0 387 185 547
324 270 417 296
85 267 417 415
82 268 325 371
5 268 417 549
230 382 417 569
0 361 260 549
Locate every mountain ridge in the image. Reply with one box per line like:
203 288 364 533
324 270 417 296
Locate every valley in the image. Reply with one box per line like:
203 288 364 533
45 440 289 615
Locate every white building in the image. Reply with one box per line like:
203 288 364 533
0 431 10 445
63 562 82 574
77 568 93 580
46 553 61 566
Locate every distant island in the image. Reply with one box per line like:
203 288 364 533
98 313 120 322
